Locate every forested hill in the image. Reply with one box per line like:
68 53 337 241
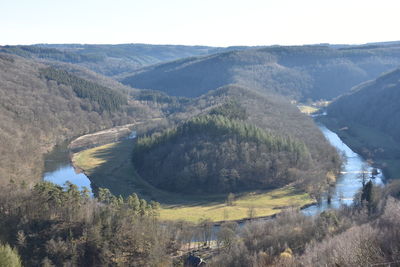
121 44 400 101
133 114 312 194
133 85 341 195
326 69 400 178
0 53 162 186
0 44 248 77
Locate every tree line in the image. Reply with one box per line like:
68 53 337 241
40 67 127 112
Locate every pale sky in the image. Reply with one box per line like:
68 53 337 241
1 0 399 46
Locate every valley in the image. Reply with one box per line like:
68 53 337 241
1 40 400 266
40 107 383 225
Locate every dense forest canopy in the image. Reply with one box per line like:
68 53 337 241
40 67 127 112
131 87 341 196
121 44 400 101
133 113 312 194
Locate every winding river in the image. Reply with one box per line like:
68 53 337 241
42 124 384 216
302 124 384 215
42 142 93 194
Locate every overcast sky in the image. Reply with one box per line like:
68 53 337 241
1 0 399 46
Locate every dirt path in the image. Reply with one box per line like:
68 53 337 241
69 118 162 151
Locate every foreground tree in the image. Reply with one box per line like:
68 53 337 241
0 244 22 267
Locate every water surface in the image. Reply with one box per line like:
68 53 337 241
42 131 137 195
302 124 384 215
43 142 92 194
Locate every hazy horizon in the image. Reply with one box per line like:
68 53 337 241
2 40 400 48
2 0 400 47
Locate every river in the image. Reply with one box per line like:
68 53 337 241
42 125 384 216
302 124 384 215
42 142 93 194
42 131 137 195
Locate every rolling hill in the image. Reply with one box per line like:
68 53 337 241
131 85 341 196
325 68 400 178
0 53 162 185
121 44 400 101
0 44 248 77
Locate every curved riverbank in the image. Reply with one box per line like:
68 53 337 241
302 124 384 215
42 122 143 194
43 121 384 223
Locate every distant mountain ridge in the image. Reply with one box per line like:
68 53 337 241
0 44 250 77
121 44 400 101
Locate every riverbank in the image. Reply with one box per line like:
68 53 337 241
72 140 315 223
318 116 400 179
69 118 162 152
42 120 161 193
45 115 384 224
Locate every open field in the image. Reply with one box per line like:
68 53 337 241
297 105 319 114
73 141 315 223
158 187 313 223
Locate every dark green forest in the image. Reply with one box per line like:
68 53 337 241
40 67 127 112
130 86 341 197
133 113 312 194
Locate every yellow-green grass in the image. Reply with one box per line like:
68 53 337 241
297 105 319 114
73 143 114 170
159 187 313 223
73 141 314 223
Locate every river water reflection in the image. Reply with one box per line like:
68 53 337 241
42 125 383 219
42 131 137 194
302 124 384 215
42 142 93 194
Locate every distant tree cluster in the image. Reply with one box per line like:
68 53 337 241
133 113 311 194
40 67 127 112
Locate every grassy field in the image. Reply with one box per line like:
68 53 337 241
297 105 319 114
73 141 315 223
159 187 312 222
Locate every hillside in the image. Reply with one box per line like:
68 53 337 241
131 85 341 196
133 114 311 194
121 44 400 101
0 53 162 185
325 69 400 178
0 44 247 77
